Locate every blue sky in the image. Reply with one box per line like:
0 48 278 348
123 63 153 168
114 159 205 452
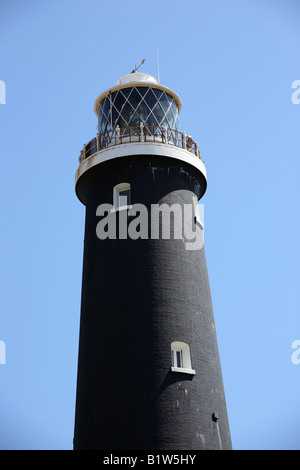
0 0 299 450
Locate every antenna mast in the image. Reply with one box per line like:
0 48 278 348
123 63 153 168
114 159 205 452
157 44 160 83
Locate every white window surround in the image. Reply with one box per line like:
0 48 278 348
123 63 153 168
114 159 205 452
171 366 195 375
113 182 131 211
171 341 195 375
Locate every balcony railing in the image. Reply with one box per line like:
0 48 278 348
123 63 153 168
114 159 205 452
78 124 201 163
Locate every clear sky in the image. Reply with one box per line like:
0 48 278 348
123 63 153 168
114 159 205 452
0 0 299 450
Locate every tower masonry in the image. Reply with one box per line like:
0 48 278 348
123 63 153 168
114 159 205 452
73 71 232 450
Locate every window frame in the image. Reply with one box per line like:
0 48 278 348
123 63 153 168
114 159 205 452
113 183 132 211
171 341 195 375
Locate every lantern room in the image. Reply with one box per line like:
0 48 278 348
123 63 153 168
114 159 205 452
94 72 181 134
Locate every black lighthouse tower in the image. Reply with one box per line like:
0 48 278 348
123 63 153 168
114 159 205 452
73 71 232 450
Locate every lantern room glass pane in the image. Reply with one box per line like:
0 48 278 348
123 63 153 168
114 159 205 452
144 88 159 110
151 88 162 100
159 93 170 114
119 88 132 99
128 111 140 126
135 87 149 98
128 88 141 108
112 91 123 113
121 102 135 126
135 101 151 122
152 102 165 125
144 113 157 127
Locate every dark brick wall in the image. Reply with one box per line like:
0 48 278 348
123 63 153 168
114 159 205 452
74 155 231 450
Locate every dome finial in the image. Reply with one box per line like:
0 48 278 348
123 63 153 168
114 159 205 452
131 59 145 74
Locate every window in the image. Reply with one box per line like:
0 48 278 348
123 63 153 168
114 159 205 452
172 349 183 368
171 341 195 375
113 183 131 210
118 188 131 207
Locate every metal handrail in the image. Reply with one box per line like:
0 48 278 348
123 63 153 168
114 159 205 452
79 124 201 163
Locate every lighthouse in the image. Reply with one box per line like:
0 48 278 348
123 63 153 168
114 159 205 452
73 70 232 450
